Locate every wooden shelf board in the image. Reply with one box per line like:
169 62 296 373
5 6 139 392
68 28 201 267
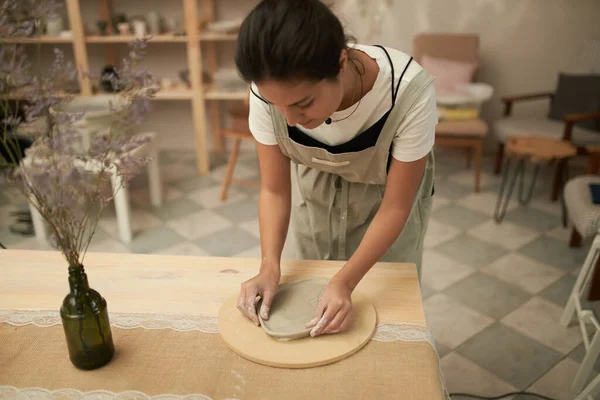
199 31 238 41
0 91 26 100
86 32 237 43
1 89 193 101
205 86 247 100
0 89 77 100
0 35 73 44
86 34 188 43
153 89 193 100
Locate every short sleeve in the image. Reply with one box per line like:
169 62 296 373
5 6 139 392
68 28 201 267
391 84 438 162
248 85 278 146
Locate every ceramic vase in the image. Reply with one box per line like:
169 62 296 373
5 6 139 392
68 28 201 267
132 20 147 39
117 22 131 36
146 11 161 35
46 15 64 36
96 20 108 36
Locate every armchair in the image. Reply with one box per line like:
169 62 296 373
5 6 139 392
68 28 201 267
494 79 600 201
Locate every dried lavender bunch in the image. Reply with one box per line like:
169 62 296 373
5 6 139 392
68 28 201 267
1 4 158 267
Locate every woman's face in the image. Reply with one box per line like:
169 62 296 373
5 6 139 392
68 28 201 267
255 50 351 129
256 77 344 129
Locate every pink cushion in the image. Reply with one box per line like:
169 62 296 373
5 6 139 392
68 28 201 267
421 54 478 95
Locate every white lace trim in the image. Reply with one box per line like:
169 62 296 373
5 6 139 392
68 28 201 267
372 322 436 347
0 309 218 333
0 309 434 344
0 386 446 400
0 386 223 400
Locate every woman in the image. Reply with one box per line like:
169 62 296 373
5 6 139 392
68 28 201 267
234 0 437 338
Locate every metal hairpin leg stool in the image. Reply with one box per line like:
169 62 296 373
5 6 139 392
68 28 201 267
494 136 577 226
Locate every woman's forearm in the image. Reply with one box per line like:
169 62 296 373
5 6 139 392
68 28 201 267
258 188 291 272
334 205 410 290
334 155 429 290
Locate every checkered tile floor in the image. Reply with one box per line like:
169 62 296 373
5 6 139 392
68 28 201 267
1 147 598 400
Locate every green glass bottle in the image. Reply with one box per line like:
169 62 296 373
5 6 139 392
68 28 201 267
60 264 115 370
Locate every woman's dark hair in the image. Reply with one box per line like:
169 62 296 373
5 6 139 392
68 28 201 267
235 0 352 84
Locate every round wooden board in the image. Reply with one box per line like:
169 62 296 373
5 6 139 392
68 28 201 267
217 290 377 368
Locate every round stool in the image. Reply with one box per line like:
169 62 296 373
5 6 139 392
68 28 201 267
493 136 577 225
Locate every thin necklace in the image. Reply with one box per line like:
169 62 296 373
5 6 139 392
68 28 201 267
330 68 364 123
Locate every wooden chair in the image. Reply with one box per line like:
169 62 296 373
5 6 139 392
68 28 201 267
220 87 260 201
412 33 488 192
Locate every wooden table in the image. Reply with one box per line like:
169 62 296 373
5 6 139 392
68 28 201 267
0 250 446 399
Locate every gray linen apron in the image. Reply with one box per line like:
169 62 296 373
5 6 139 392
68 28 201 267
265 46 435 277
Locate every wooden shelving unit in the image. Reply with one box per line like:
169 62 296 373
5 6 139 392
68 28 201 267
2 0 248 176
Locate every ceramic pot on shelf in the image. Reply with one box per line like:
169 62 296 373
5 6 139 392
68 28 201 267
45 14 64 36
165 16 179 34
146 11 161 35
117 22 131 36
132 19 147 39
96 20 108 36
113 13 127 34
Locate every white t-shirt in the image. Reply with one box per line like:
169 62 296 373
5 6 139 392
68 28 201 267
248 44 438 162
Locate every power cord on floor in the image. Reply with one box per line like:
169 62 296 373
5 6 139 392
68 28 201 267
449 391 558 400
0 241 6 249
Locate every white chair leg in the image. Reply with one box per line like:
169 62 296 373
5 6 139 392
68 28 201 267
29 199 47 242
562 292 578 327
110 171 133 243
574 372 600 400
573 321 600 393
561 234 600 326
147 148 162 207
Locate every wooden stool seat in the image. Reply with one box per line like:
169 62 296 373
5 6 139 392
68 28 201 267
505 136 577 162
494 136 577 225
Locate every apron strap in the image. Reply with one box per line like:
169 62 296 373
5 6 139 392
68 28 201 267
250 86 268 105
373 45 413 106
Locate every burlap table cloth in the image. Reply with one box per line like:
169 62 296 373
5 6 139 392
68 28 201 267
0 250 448 399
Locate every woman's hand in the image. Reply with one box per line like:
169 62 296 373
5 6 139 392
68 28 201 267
305 278 353 337
237 262 281 326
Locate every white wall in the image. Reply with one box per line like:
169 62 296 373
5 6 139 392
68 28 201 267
37 0 600 152
335 0 600 149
